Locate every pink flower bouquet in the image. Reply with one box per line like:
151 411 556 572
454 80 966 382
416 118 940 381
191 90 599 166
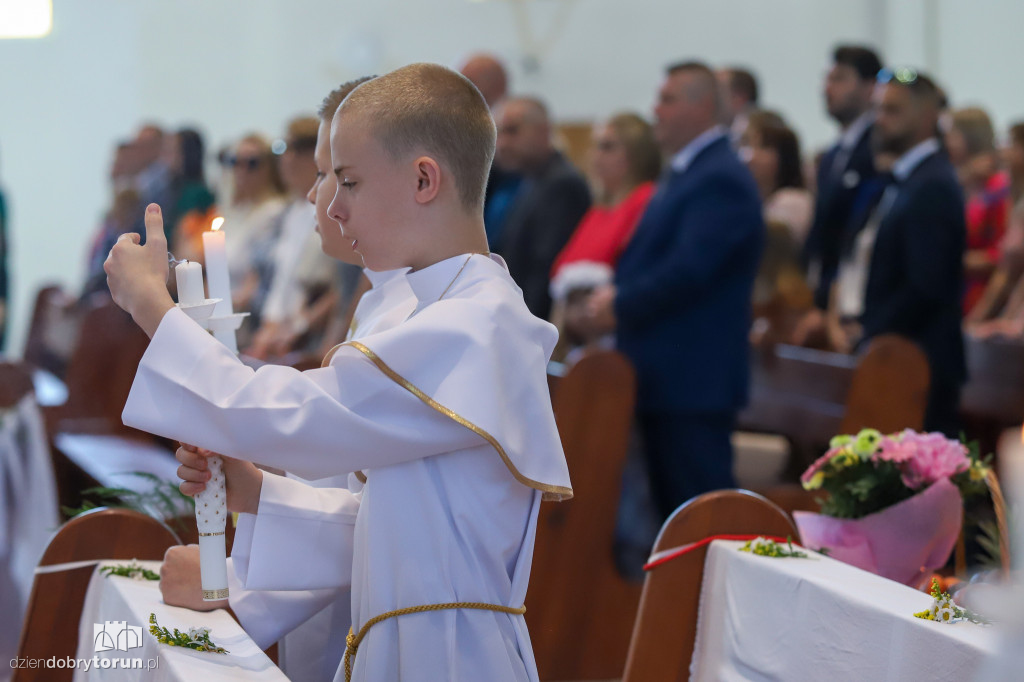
794 429 990 586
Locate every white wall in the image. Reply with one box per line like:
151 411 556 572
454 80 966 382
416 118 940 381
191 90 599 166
0 0 1018 352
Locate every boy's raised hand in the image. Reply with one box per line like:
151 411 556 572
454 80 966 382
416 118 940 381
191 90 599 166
103 203 175 337
175 443 264 515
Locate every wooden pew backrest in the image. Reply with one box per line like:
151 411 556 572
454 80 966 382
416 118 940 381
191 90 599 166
622 489 796 682
14 508 180 682
529 350 641 680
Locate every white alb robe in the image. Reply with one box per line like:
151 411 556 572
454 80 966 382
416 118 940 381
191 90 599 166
227 265 415 682
123 253 571 682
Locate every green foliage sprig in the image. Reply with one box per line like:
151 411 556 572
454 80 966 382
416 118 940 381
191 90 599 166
148 613 228 654
63 472 195 534
739 536 807 558
100 560 159 581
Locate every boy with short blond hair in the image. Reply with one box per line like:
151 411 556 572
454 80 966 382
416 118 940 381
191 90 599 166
105 63 571 682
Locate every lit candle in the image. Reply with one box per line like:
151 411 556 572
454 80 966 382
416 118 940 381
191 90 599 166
202 217 232 317
195 217 234 603
174 260 205 307
201 217 239 353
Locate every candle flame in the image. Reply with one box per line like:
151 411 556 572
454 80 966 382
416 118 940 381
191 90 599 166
211 217 225 232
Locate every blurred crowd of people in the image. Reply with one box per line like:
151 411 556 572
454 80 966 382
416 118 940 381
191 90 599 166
82 118 362 361
57 46 1024 531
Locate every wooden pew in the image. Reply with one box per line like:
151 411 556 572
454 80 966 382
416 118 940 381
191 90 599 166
742 335 930 516
22 285 82 379
622 490 797 682
528 350 642 681
740 335 929 466
961 335 1024 434
14 508 181 682
0 359 34 408
957 334 1024 472
839 334 930 434
44 300 150 436
740 342 855 462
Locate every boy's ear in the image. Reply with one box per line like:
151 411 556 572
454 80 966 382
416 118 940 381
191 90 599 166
413 156 442 204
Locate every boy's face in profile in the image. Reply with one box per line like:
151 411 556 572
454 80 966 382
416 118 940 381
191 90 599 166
309 118 362 266
328 110 418 271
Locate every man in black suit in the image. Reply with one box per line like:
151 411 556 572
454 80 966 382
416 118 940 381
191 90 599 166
796 45 883 344
587 62 764 520
492 97 591 319
833 70 966 435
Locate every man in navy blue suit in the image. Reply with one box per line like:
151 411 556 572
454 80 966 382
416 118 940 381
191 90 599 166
832 70 966 436
587 61 764 520
795 46 883 344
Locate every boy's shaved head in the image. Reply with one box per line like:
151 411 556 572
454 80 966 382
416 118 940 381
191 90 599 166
338 62 496 210
318 76 375 122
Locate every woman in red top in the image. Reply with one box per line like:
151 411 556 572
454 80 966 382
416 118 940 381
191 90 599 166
549 113 660 357
947 107 1011 316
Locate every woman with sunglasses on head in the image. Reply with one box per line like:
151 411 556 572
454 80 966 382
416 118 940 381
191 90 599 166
548 112 660 362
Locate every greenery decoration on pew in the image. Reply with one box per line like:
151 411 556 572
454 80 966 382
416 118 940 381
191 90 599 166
62 471 195 534
800 429 991 519
149 613 229 653
739 536 807 558
913 578 989 625
100 560 159 581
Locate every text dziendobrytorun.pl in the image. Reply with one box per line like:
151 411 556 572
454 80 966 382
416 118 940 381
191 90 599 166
10 656 160 672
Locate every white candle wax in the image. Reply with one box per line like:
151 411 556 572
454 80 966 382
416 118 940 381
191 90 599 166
174 261 205 307
202 228 233 318
195 455 229 601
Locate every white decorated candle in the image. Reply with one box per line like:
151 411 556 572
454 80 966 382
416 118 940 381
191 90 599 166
174 261 205 307
195 455 229 601
202 218 233 318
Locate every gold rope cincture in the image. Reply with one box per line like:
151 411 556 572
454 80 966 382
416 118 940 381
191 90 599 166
343 601 526 681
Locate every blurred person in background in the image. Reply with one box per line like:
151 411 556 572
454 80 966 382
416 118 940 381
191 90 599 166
162 128 215 245
492 96 591 319
718 66 760 144
946 107 1009 317
247 117 340 359
217 134 287 329
795 45 883 345
740 110 814 316
548 112 659 362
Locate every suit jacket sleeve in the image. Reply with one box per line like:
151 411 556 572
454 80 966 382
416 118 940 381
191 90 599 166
615 174 760 329
861 183 964 337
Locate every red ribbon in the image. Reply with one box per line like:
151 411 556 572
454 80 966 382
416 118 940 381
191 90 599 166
643 534 801 571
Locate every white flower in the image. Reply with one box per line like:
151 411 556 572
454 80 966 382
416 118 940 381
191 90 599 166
927 601 939 619
751 537 769 552
936 607 955 623
187 627 210 642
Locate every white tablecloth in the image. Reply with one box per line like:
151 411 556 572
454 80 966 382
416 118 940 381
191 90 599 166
73 561 288 681
690 540 998 681
0 395 59 682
